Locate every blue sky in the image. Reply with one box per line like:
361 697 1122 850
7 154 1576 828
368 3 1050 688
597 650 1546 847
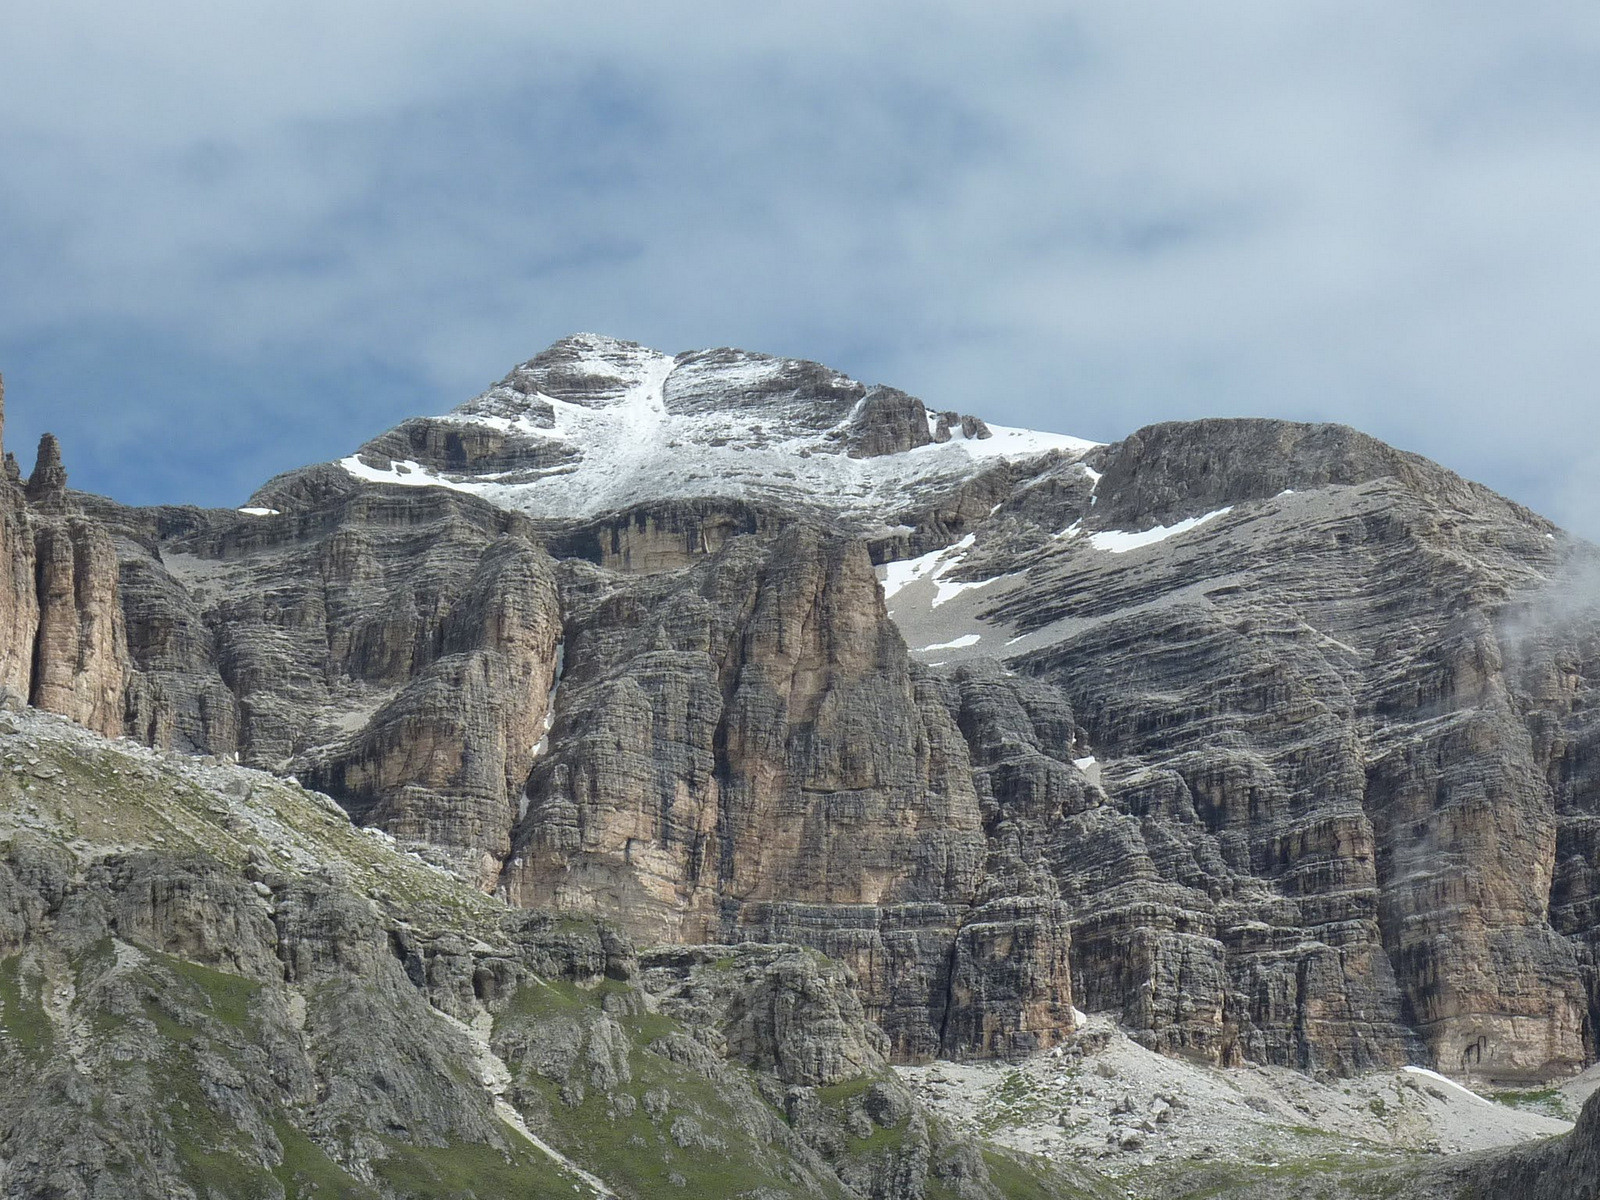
3 3 1599 533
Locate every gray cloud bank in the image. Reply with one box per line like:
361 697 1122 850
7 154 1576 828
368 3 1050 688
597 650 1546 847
2 2 1599 533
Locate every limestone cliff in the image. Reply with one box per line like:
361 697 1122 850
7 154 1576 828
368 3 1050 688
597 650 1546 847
0 386 129 735
0 376 39 701
7 337 1600 1094
90 485 563 885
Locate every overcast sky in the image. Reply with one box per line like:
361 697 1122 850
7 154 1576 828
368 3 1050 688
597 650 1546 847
3 3 1598 532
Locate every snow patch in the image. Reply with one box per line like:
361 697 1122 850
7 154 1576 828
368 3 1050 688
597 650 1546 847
918 633 981 652
878 534 1017 615
1402 1066 1493 1108
236 506 280 516
1073 755 1097 770
1084 461 1102 507
339 455 474 492
1086 507 1233 554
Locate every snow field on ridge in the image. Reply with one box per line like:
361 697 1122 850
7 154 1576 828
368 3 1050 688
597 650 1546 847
341 337 1100 522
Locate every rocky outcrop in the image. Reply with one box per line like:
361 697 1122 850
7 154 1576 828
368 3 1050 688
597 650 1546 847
299 536 562 888
546 497 783 574
1084 416 1518 530
848 387 932 458
23 433 67 508
499 523 1005 1058
1440 1087 1600 1199
88 486 564 883
0 798 532 1196
0 377 39 701
0 396 128 734
356 415 577 480
638 943 890 1087
27 514 127 737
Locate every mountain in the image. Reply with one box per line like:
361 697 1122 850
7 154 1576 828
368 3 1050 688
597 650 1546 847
3 337 1600 1198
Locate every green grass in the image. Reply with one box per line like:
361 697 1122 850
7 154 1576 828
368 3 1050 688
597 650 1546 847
504 976 627 1019
272 1122 379 1198
142 1000 376 1200
0 955 54 1060
158 1052 278 1200
502 977 683 1055
620 1007 682 1045
158 953 262 1029
816 1073 880 1108
1491 1086 1572 1120
845 1117 909 1155
375 1139 576 1199
1493 1087 1561 1106
493 970 842 1199
979 1147 1122 1200
125 951 280 1198
527 1054 803 1199
813 1071 912 1156
975 1070 1055 1134
130 951 264 1047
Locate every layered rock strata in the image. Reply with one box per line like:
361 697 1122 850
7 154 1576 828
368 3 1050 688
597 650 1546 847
5 339 1600 1088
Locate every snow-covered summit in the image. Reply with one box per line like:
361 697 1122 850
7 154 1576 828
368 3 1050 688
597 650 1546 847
339 333 1099 523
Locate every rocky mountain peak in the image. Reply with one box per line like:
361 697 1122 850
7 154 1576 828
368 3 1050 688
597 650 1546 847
328 333 1098 528
1085 417 1522 531
24 431 67 505
488 331 674 413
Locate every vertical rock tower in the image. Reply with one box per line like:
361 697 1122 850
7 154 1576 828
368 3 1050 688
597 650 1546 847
0 372 41 700
0 372 129 734
24 432 68 506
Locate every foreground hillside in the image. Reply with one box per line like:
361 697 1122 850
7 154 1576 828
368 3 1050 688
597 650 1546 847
7 690 1600 1197
2 703 1596 1198
0 703 1121 1199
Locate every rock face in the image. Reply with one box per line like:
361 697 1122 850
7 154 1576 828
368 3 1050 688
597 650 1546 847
27 514 127 737
978 426 1588 1081
23 432 67 507
7 336 1600 1090
496 524 1039 1058
93 485 563 886
0 377 40 701
0 389 129 734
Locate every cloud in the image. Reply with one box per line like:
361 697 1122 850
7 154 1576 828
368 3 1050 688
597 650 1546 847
2 2 1599 533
